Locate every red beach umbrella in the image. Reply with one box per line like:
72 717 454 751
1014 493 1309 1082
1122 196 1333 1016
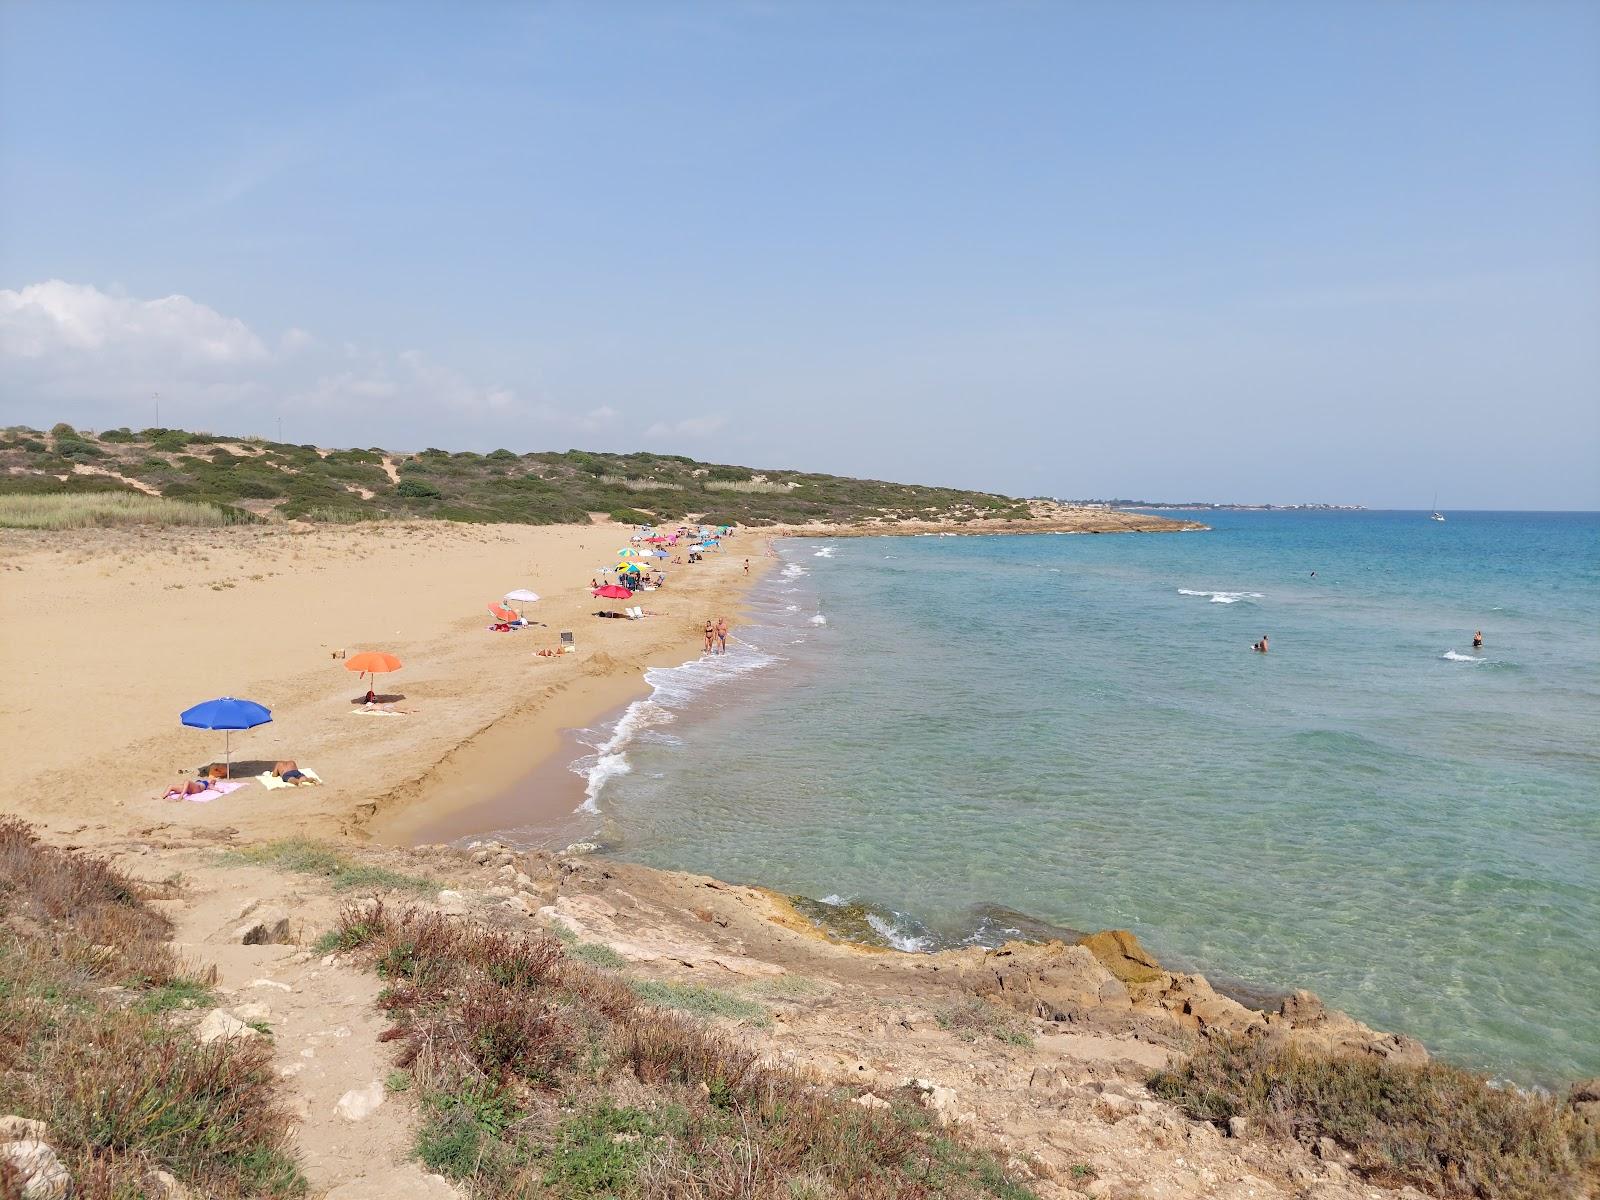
592 585 632 600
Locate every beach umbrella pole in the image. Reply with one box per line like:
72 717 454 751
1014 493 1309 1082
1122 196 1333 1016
225 729 231 779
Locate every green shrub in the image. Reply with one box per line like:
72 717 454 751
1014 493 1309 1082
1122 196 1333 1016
149 430 193 452
97 427 138 443
608 507 652 525
397 479 443 499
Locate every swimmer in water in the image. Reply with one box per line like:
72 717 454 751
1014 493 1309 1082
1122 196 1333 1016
1473 629 1483 648
1252 635 1269 653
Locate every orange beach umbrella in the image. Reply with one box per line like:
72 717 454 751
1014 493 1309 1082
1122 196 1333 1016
345 651 402 694
346 651 402 675
488 603 519 622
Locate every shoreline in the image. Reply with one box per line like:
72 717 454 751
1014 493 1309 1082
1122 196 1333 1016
3 514 1592 1093
365 547 780 848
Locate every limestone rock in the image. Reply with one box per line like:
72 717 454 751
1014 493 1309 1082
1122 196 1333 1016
852 1093 891 1110
335 1080 386 1121
1226 1115 1249 1139
234 907 292 945
944 939 1127 1024
143 1168 192 1199
0 1139 70 1200
906 1078 969 1126
1077 929 1166 985
0 1117 48 1142
435 890 468 915
197 1009 259 1044
324 1165 461 1199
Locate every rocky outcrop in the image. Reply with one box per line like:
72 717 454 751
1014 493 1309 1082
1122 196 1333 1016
0 1120 71 1200
927 930 1426 1065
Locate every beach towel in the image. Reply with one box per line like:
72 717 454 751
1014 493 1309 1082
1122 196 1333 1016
257 768 322 790
182 779 249 803
351 706 409 716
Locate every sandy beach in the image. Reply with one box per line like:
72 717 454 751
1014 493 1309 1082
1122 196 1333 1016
0 506 1197 848
0 519 766 844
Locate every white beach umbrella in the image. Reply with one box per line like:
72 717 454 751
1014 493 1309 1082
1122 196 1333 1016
504 588 540 603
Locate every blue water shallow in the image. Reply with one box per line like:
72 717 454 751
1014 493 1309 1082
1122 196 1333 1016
589 512 1600 1085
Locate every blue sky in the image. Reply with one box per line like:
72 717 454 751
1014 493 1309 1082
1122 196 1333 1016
2 1 1596 508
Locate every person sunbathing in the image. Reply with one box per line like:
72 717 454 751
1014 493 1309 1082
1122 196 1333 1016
272 761 313 785
163 778 212 799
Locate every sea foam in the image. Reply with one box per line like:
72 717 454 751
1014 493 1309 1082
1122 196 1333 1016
1442 650 1483 663
1179 588 1265 604
813 546 837 558
809 614 828 626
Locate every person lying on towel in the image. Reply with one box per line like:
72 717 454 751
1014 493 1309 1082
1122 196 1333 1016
163 778 213 799
272 761 315 786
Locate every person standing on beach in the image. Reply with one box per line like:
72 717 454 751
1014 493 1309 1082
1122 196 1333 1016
744 558 750 574
715 617 729 655
703 620 714 653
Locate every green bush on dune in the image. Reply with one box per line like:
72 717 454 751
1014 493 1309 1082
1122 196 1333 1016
0 424 1037 528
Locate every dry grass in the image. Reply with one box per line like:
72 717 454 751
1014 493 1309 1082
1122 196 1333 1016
0 492 245 528
1149 1034 1599 1200
598 476 685 492
0 820 303 1197
702 479 795 494
336 902 1036 1199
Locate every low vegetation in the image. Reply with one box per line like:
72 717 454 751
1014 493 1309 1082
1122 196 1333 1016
0 491 247 529
0 423 1035 527
1149 1034 1599 1200
0 819 302 1197
224 838 435 894
331 900 1038 1199
629 979 772 1026
934 997 1034 1047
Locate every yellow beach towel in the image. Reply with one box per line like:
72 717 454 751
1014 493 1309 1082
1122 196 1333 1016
257 768 322 790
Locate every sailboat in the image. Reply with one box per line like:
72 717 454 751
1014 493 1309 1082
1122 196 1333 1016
1430 491 1446 522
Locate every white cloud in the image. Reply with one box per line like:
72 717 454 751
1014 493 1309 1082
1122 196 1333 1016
0 280 268 365
645 414 726 438
279 327 315 354
0 280 626 445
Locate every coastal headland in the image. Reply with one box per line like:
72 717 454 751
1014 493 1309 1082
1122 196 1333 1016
2 513 1593 1200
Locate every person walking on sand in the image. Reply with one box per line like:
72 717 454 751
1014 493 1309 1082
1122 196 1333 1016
715 617 729 655
744 558 750 575
703 620 715 653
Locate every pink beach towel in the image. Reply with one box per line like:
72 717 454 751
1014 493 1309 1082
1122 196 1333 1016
183 779 249 803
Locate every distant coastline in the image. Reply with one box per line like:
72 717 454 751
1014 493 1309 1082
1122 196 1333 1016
1110 501 1365 512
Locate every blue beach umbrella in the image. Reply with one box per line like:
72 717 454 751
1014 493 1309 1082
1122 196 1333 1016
180 696 272 778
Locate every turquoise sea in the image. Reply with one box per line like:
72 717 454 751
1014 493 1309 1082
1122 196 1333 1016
575 511 1600 1085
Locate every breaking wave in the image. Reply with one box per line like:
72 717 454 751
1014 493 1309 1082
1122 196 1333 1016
1178 588 1264 604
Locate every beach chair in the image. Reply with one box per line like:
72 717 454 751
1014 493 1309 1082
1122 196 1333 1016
560 631 575 653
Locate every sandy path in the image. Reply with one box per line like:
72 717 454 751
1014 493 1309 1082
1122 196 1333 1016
0 521 763 843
